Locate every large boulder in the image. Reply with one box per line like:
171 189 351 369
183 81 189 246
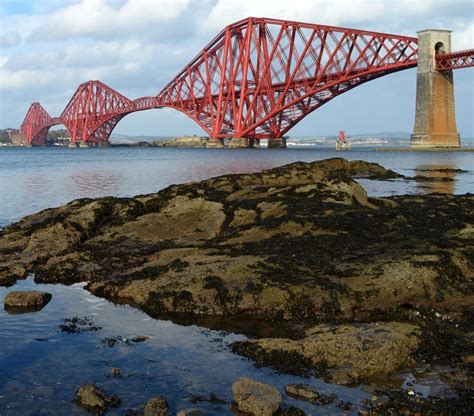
232 377 282 416
4 291 52 312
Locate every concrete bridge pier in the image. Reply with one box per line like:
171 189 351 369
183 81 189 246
206 138 224 148
268 137 287 148
411 29 460 148
228 138 260 148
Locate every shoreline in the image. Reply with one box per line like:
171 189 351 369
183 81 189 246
1 157 473 414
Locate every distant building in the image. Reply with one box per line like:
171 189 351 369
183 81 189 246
7 129 25 145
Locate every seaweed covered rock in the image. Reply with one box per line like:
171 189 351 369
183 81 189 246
232 377 282 416
232 322 420 385
144 395 170 416
0 158 472 326
75 384 120 415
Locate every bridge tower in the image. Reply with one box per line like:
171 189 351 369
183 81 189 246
411 30 460 148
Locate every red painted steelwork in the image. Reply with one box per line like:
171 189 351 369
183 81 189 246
436 49 474 71
158 17 418 140
20 103 58 145
27 17 473 145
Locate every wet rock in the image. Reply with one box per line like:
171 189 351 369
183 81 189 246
232 377 282 416
284 384 319 402
75 383 120 415
0 158 470 324
58 316 101 334
144 395 170 416
176 409 204 416
233 323 420 385
131 335 149 343
275 406 306 416
4 291 52 312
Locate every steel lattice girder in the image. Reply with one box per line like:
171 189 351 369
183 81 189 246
436 49 474 71
20 103 58 145
156 17 419 139
60 80 134 144
18 17 474 145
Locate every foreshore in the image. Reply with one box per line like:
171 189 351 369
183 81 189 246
1 158 472 414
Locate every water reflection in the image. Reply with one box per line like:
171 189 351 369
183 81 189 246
23 174 51 198
67 170 123 198
414 164 457 194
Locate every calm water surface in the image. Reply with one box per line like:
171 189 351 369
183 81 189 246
0 146 471 414
0 146 472 227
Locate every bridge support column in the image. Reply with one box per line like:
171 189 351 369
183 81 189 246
268 137 287 148
206 138 224 148
411 30 460 148
228 138 258 148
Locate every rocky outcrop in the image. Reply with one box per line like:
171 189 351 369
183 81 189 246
144 396 170 416
0 157 472 393
0 158 471 325
232 377 282 416
232 322 420 385
4 290 52 312
75 384 120 415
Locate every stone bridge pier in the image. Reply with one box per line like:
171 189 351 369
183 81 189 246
411 29 460 148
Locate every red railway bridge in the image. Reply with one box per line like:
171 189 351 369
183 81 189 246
20 17 473 148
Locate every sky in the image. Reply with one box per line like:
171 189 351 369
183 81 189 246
0 0 473 138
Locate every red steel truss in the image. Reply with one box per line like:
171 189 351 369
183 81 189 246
18 17 468 145
20 103 58 145
436 49 474 71
157 17 418 139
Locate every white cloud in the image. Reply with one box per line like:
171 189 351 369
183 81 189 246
0 30 22 47
29 0 190 41
452 21 474 50
0 68 57 90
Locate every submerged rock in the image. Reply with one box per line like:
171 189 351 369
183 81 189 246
144 395 170 416
232 377 282 416
4 290 52 312
75 383 120 415
284 384 320 402
176 409 204 416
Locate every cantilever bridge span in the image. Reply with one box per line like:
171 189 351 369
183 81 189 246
20 17 474 147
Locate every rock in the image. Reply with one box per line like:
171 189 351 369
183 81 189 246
176 409 204 416
232 323 420 385
232 377 282 416
111 367 121 377
284 384 319 402
75 383 120 415
131 335 149 343
144 396 170 416
0 158 472 383
4 291 52 311
276 406 306 415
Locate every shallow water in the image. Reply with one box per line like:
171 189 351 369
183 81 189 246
0 146 472 227
0 277 370 415
0 146 471 414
